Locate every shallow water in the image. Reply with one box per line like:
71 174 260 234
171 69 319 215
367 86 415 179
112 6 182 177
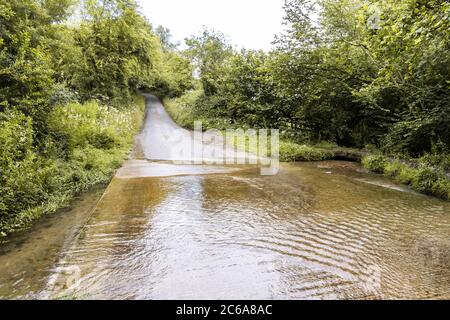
0 187 104 299
0 97 449 300
1 161 449 299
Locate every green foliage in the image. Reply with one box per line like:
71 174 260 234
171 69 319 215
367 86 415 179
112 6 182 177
155 25 178 51
280 142 333 162
384 160 415 185
185 29 233 96
431 179 450 201
0 98 144 237
419 143 450 171
313 141 339 150
0 111 43 224
69 0 161 104
0 0 192 111
411 166 441 195
0 111 33 167
2 0 450 236
163 87 202 130
182 0 449 155
48 101 139 150
0 0 56 128
154 50 194 98
280 0 450 152
0 0 193 237
362 155 388 174
363 155 450 201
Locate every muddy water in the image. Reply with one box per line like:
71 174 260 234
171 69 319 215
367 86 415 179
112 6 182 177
0 97 449 300
1 162 449 300
0 188 104 299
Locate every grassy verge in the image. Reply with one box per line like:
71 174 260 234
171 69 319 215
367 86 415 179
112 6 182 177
163 89 202 130
362 154 450 201
163 94 335 162
163 93 450 202
279 142 334 161
0 95 145 238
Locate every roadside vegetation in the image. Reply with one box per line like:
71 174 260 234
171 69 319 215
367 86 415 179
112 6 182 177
164 0 449 200
0 0 193 237
1 0 449 237
0 98 144 236
362 152 450 201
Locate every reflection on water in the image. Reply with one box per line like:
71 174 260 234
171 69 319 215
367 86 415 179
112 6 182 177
1 161 448 299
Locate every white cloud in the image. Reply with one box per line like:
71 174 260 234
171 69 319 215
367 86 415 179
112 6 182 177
138 0 286 51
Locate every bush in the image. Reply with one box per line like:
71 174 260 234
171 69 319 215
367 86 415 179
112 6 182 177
0 97 145 237
361 155 388 174
384 160 403 177
384 160 415 184
364 154 450 201
48 100 143 151
49 84 79 107
432 179 450 201
420 153 450 172
280 142 333 162
163 88 203 130
395 165 417 185
411 166 442 195
0 111 54 235
0 111 33 167
313 141 338 149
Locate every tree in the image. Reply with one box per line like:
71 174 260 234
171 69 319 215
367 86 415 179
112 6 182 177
185 28 233 96
275 0 450 151
67 0 163 104
155 25 179 51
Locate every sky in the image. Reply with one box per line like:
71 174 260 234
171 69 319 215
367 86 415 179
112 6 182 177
138 0 286 51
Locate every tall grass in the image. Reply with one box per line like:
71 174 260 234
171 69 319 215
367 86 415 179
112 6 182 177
279 142 334 162
362 155 450 201
0 96 145 237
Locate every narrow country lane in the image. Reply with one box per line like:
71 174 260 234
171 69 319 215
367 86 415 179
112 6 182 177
1 96 449 300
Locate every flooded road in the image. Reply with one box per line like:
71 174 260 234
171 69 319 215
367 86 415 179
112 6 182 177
0 96 449 299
